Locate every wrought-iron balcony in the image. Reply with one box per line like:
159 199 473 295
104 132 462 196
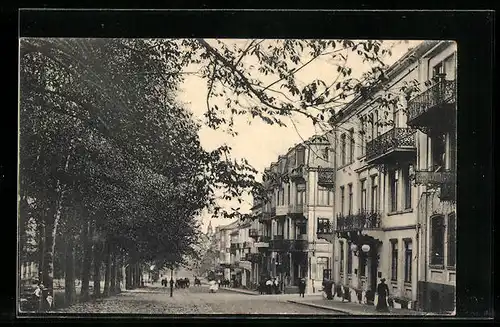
249 229 259 238
414 169 456 185
289 164 305 183
407 79 456 133
365 127 416 165
317 219 334 234
317 167 335 189
336 210 382 232
414 169 456 202
259 235 271 243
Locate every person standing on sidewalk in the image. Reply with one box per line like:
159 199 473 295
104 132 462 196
376 278 390 313
298 278 306 298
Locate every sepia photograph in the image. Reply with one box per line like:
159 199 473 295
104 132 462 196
18 37 457 316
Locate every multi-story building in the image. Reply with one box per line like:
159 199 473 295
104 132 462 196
259 136 336 294
215 220 239 281
316 40 456 313
406 41 457 313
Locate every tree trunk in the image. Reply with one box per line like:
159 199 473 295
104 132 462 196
103 241 111 297
92 240 102 299
110 252 117 294
80 219 93 302
64 238 76 306
42 219 54 308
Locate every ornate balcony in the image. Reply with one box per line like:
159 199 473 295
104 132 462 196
249 229 259 238
366 127 416 165
414 170 456 185
407 79 456 134
317 167 335 189
289 164 305 183
336 210 382 233
317 218 335 243
414 170 456 202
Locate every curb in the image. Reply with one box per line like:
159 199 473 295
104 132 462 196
221 288 260 296
286 300 353 315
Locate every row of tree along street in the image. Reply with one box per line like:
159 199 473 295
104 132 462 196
19 38 406 311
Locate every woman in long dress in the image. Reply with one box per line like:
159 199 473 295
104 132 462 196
376 278 390 312
209 280 219 293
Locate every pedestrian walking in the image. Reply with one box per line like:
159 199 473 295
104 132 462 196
298 278 306 298
259 279 265 295
169 278 174 297
376 278 390 313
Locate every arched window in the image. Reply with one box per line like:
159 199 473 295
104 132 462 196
447 213 456 267
430 215 445 266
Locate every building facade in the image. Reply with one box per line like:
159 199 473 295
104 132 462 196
259 137 336 294
316 40 456 313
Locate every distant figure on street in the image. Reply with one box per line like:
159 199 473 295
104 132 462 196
265 278 273 294
209 280 219 293
376 278 390 313
298 278 306 298
273 278 280 294
259 279 266 295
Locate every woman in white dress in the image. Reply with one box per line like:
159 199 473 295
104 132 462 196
209 280 219 293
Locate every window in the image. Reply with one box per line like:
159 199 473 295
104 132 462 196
348 184 353 214
390 169 399 212
287 184 291 205
403 165 412 209
447 213 456 267
347 244 353 274
323 147 329 162
318 187 331 206
360 117 366 156
371 175 379 211
296 190 305 205
317 257 329 280
430 215 445 266
296 147 305 166
404 239 412 283
339 241 344 273
280 188 285 205
374 111 379 138
340 186 345 215
349 129 355 163
340 134 346 166
391 239 398 281
393 107 398 127
360 179 367 211
431 133 446 171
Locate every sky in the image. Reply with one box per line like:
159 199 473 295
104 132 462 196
176 39 423 233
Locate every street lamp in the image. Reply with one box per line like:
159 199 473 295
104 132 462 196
351 243 371 256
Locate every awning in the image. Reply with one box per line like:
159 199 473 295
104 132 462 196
238 260 252 271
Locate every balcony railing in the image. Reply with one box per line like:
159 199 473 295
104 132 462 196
366 127 416 164
414 170 456 185
249 229 259 238
289 164 305 183
336 210 382 232
317 220 334 234
407 79 456 130
317 167 335 189
270 237 286 251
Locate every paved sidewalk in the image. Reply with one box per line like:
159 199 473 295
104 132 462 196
287 296 438 316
